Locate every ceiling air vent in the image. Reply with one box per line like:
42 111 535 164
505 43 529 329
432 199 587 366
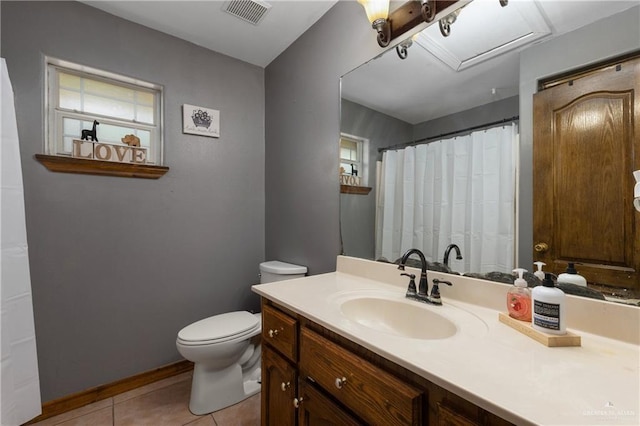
222 0 272 25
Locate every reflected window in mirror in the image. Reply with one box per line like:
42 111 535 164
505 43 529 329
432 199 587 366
340 134 369 187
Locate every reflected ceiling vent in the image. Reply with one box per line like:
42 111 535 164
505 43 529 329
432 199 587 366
222 0 272 25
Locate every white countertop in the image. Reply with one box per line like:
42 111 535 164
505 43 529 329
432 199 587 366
252 257 640 426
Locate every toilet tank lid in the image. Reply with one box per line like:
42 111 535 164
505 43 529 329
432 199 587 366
260 260 307 275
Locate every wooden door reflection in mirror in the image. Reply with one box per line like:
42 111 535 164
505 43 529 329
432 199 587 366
533 54 640 294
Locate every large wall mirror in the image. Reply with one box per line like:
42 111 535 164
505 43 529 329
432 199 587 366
340 0 640 306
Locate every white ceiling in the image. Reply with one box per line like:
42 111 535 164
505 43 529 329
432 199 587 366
82 0 338 67
82 1 638 123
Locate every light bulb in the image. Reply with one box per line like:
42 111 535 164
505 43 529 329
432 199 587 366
357 0 389 25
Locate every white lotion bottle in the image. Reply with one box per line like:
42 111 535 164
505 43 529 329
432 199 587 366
557 262 587 287
531 273 566 335
533 261 546 281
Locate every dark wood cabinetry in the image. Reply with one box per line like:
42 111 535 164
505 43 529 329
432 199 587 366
262 345 297 426
437 402 481 426
300 327 422 425
262 304 298 361
261 299 513 426
298 380 362 425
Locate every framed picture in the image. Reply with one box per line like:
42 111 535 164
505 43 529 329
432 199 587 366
183 104 220 138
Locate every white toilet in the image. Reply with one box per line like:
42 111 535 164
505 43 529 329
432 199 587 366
176 260 307 415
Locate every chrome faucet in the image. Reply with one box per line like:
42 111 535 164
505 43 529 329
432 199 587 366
443 244 462 267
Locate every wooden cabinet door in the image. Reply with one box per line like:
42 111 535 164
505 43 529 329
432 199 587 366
262 345 297 426
298 380 363 426
533 55 640 291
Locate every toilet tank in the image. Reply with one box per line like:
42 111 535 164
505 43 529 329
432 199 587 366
260 261 307 283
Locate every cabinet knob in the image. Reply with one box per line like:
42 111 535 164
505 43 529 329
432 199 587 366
293 397 303 408
534 242 549 253
334 376 347 389
280 381 290 392
268 329 279 338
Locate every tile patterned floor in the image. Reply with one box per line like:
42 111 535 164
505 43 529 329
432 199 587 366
30 372 260 426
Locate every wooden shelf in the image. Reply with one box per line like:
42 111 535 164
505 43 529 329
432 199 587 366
340 184 372 195
35 154 169 179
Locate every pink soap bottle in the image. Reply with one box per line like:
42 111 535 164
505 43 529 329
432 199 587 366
507 268 531 322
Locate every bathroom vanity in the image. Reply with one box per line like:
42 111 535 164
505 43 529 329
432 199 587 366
261 300 510 425
253 256 639 426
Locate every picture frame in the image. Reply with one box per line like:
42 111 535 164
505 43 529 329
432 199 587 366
183 104 220 138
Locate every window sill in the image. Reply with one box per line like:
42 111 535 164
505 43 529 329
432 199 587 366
340 184 372 195
35 154 169 179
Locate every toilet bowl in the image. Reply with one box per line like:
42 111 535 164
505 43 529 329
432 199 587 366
176 260 306 415
176 311 262 415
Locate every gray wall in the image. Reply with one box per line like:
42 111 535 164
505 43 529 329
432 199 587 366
1 1 265 401
265 2 381 273
340 99 413 259
413 96 519 141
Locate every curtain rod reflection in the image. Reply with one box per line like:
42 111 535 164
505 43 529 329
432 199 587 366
378 115 519 153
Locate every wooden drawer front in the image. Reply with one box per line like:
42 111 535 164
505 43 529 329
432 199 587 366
298 380 363 425
300 328 422 426
262 304 298 362
437 402 481 426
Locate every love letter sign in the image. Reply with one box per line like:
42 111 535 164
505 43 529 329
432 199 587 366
72 139 147 164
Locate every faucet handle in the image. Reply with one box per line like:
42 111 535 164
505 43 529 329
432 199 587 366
430 278 453 301
401 273 417 296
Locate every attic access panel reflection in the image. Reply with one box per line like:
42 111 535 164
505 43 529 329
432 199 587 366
414 0 550 71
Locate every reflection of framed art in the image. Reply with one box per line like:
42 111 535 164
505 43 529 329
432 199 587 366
183 104 220 138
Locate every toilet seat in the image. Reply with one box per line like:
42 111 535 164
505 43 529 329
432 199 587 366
177 311 260 346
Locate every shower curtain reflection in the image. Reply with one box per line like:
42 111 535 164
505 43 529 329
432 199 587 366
375 123 518 273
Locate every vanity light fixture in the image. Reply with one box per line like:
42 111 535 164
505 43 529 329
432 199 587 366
421 0 437 23
357 0 391 47
438 9 461 37
440 0 508 37
358 0 444 48
358 0 510 52
396 34 417 59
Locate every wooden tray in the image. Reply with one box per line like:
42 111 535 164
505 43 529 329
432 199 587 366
498 312 581 347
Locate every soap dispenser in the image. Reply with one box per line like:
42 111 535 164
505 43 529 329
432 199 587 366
507 268 531 322
533 262 546 281
557 262 587 287
532 273 566 335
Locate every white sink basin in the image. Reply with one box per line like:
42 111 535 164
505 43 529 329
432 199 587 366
331 290 488 340
340 297 458 339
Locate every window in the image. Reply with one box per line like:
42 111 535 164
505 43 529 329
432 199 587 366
340 134 369 186
46 58 163 165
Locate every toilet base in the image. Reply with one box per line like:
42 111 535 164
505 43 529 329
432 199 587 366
187 350 261 415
